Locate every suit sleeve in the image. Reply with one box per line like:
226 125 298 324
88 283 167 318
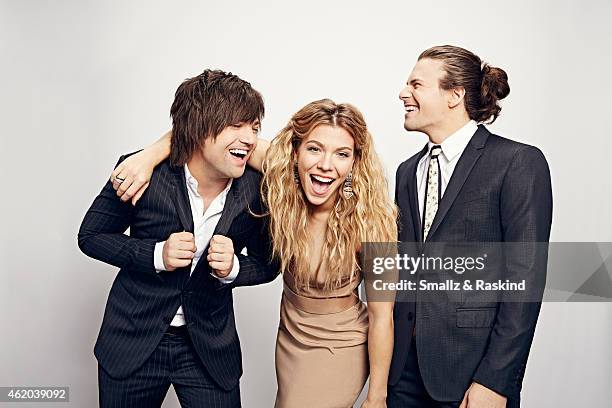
230 199 279 288
472 146 553 398
77 153 158 276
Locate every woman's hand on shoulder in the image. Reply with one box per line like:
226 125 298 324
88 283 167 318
110 130 172 205
110 149 156 205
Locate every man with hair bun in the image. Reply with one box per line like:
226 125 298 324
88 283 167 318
390 45 552 408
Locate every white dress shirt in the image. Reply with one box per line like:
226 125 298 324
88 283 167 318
153 164 240 326
416 120 479 220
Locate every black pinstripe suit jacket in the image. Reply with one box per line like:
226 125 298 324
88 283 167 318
390 125 552 403
78 152 278 391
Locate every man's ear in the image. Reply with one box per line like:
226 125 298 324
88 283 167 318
448 87 466 109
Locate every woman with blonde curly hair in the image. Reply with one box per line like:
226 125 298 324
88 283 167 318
111 98 397 407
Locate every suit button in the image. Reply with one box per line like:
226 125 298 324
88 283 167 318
407 312 414 321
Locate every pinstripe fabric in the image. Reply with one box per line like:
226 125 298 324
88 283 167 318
79 152 278 405
98 330 241 407
390 126 552 406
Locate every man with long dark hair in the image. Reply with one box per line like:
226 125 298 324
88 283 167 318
78 69 277 407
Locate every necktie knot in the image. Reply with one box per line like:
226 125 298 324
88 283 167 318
430 145 442 158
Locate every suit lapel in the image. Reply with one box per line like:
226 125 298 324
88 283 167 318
212 185 242 237
168 165 194 233
408 145 429 243
425 125 489 241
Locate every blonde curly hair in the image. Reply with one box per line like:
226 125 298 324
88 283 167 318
262 99 397 289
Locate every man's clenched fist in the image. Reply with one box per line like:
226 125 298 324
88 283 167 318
207 235 234 278
162 232 196 271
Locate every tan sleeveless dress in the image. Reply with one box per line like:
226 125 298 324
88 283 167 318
274 270 369 408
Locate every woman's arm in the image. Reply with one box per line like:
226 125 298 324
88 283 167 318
247 138 270 173
362 300 394 408
110 132 270 204
110 130 172 205
361 242 397 408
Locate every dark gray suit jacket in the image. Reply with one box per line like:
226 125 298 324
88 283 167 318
390 125 552 402
78 152 278 390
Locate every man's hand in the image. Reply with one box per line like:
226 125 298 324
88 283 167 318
162 232 196 271
207 235 234 278
459 382 507 408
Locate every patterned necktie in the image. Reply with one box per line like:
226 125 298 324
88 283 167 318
422 145 442 241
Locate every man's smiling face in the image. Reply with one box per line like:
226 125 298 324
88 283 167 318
200 120 260 180
399 58 453 135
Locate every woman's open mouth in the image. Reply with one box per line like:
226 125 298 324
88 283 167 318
309 174 335 195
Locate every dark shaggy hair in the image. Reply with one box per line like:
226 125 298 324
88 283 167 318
169 69 264 166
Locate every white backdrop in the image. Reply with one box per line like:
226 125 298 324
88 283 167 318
1 0 611 406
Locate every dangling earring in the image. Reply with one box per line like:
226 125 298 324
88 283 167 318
343 171 353 199
294 163 300 184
